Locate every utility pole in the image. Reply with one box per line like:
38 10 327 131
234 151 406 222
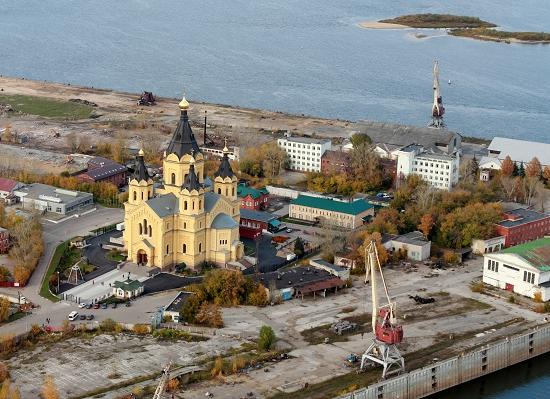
204 110 207 146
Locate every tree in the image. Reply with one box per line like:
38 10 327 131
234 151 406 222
418 214 435 238
350 133 372 148
500 156 514 177
195 302 224 328
0 379 20 399
247 283 268 307
166 378 180 392
1 124 13 143
258 325 276 351
262 141 288 179
369 208 402 234
293 237 305 257
518 162 525 177
523 176 543 206
0 298 10 322
525 157 542 178
41 375 60 399
0 361 8 383
351 142 382 188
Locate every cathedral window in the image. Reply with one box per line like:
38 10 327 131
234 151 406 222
225 188 228 196
171 173 176 185
143 219 148 232
192 201 195 210
148 191 151 199
183 244 187 253
141 192 144 200
199 243 202 252
139 223 142 235
184 222 187 229
166 245 169 255
133 191 137 201
199 200 202 210
218 188 221 194
149 226 152 237
232 187 235 196
184 201 188 210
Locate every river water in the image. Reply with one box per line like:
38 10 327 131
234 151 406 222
1 0 550 142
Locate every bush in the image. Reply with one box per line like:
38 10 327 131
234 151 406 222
195 303 224 328
0 362 8 383
132 324 150 335
258 325 276 351
152 329 193 341
211 356 225 378
470 281 485 293
508 295 517 304
100 318 122 333
443 250 459 265
534 291 543 303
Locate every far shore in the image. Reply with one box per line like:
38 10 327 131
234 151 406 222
358 21 410 30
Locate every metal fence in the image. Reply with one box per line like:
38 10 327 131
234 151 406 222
338 323 550 399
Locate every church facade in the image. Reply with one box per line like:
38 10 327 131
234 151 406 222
123 97 244 270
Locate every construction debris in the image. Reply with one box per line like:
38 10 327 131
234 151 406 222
409 295 436 304
331 320 357 335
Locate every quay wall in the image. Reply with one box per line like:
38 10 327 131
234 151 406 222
337 323 550 399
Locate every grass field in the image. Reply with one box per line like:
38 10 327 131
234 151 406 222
0 94 93 119
39 240 69 302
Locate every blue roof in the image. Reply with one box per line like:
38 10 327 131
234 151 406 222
211 213 238 229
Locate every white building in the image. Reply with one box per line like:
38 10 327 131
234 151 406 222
482 238 550 301
396 144 459 190
277 136 331 172
383 231 432 262
480 137 550 171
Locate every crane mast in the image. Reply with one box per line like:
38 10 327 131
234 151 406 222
152 362 172 399
361 241 405 378
430 60 445 128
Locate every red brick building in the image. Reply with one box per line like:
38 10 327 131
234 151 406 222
77 157 127 187
0 227 10 254
237 184 269 210
321 150 352 175
496 208 550 247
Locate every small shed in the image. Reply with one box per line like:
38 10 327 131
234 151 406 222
112 278 144 299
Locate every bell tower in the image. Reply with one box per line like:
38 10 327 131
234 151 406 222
213 142 238 204
128 148 153 206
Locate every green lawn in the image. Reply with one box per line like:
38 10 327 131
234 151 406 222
0 94 93 119
39 240 70 302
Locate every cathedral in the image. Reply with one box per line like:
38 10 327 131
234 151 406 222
123 97 244 270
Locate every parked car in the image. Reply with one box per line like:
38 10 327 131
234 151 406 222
86 314 94 320
68 311 79 321
86 303 92 309
101 303 108 309
79 314 86 320
78 303 87 308
286 228 293 233
93 303 100 309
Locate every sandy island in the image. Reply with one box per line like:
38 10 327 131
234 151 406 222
358 21 410 30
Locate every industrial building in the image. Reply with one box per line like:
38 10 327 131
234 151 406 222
277 136 332 172
383 231 432 262
482 238 550 301
496 208 550 247
77 156 127 187
479 137 550 172
289 195 374 229
13 183 94 215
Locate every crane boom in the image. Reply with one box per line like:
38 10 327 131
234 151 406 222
152 362 172 399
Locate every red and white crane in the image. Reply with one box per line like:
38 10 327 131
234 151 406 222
360 241 405 378
430 60 445 128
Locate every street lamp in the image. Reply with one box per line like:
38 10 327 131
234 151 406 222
57 271 60 294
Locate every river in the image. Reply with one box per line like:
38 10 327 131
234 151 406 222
0 1 549 142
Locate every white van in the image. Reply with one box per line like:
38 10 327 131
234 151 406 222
68 311 79 321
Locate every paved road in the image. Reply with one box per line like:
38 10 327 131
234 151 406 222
0 206 123 333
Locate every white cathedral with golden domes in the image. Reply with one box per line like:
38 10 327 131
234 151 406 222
123 97 244 270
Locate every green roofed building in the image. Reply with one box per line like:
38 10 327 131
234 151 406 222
483 238 550 301
289 195 374 229
237 183 269 210
112 278 145 299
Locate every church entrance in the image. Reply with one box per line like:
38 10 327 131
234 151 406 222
137 250 148 266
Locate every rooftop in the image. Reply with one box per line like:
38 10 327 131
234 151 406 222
240 208 277 223
0 177 19 193
310 258 347 273
211 213 238 229
237 184 268 199
280 136 331 145
13 183 92 203
488 137 550 166
112 278 144 291
146 193 178 218
81 163 127 180
165 291 193 313
321 150 352 163
253 266 335 291
498 208 550 228
501 238 550 272
393 231 430 246
291 195 373 215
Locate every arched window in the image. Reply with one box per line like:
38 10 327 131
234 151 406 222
232 187 235 196
141 192 144 200
171 173 176 185
183 244 187 253
133 191 137 201
166 245 169 255
199 200 202 210
184 201 188 210
149 226 152 237
143 219 148 232
192 201 195 210
199 243 202 252
148 191 151 199
218 188 221 194
225 188 228 196
184 222 187 229
139 223 142 235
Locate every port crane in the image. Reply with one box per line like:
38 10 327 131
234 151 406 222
360 241 405 378
152 362 172 399
429 60 445 128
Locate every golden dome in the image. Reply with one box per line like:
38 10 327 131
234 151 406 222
178 96 189 110
138 148 145 156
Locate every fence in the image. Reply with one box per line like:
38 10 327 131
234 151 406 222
338 323 550 399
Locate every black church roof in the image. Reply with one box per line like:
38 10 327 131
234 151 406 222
133 152 150 181
182 164 202 191
166 108 201 158
214 152 235 179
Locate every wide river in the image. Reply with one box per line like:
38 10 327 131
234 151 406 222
1 0 550 143
1 0 550 396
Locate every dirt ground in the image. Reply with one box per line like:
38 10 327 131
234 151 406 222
0 76 357 166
